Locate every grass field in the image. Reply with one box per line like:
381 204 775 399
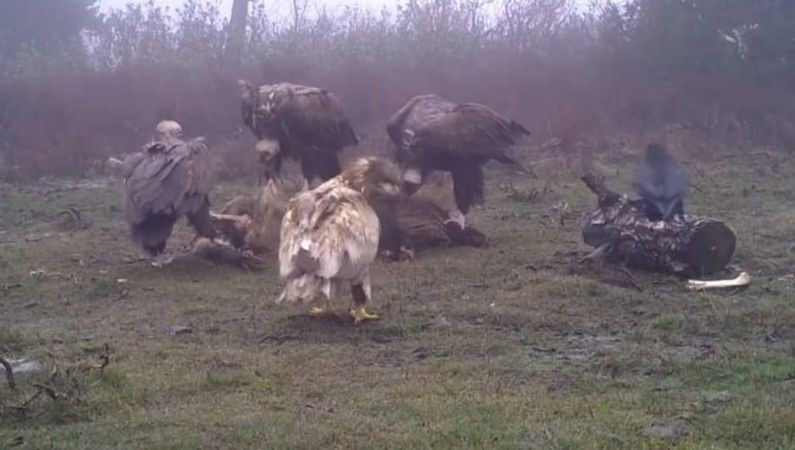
1 134 793 449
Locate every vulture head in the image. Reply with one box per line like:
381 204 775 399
392 129 426 195
338 157 403 204
255 139 282 180
155 120 182 140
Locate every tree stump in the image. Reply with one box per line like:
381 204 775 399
580 173 736 276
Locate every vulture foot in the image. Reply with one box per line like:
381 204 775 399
349 307 380 324
444 209 466 229
309 304 331 316
399 246 415 261
151 254 174 268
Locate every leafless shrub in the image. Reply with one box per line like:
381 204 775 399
0 0 792 180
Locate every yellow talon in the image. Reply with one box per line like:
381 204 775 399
309 305 329 316
350 307 380 324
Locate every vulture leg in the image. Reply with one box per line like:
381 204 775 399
187 200 218 240
301 149 342 184
152 253 174 268
308 300 331 316
132 213 177 267
374 201 403 260
309 280 340 317
349 270 378 324
398 246 415 261
262 154 283 184
448 161 484 230
447 209 466 229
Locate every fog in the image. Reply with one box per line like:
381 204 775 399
0 0 792 180
100 0 400 20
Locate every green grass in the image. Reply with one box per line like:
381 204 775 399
1 137 794 449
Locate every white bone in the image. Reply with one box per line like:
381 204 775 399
687 272 751 291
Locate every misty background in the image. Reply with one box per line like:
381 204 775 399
0 0 793 180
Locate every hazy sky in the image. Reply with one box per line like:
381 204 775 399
100 0 398 19
101 0 592 19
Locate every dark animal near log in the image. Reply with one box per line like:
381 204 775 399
581 174 735 276
386 94 529 228
239 81 358 183
633 143 688 221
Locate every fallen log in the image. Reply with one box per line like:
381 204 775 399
580 173 736 276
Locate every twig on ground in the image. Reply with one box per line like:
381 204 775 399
619 266 644 292
258 335 298 345
1 357 15 390
579 243 610 264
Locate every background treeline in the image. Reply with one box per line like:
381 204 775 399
0 0 793 180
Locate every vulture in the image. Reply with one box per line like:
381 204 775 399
209 169 483 264
278 157 402 323
633 143 687 221
239 80 358 184
120 121 216 267
387 94 530 228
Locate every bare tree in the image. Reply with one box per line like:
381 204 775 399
224 0 249 75
292 0 309 32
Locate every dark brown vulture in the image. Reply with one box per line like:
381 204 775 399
278 157 402 323
120 121 216 267
387 94 529 228
239 80 358 184
206 162 484 265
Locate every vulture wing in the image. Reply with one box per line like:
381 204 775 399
274 84 358 149
123 139 213 225
279 181 379 288
387 94 456 145
413 103 529 161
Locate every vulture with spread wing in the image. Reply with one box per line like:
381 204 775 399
633 143 688 221
387 94 530 228
278 157 402 323
121 121 216 267
240 81 358 184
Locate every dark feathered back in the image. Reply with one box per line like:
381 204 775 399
240 81 358 151
387 94 528 162
123 138 214 226
386 94 456 145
